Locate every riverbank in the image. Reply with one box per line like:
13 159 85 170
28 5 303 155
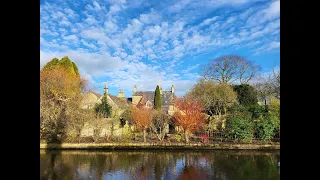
40 142 280 150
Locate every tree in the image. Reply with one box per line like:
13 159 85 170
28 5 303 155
253 68 280 101
40 58 89 143
254 114 277 141
233 84 258 107
150 111 170 141
154 85 162 110
131 107 153 142
94 97 112 118
201 55 261 84
173 96 205 143
188 79 238 116
43 56 79 77
224 112 253 142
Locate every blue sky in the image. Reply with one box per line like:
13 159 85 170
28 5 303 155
40 0 280 97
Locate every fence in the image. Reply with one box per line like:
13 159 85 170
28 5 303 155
192 131 280 143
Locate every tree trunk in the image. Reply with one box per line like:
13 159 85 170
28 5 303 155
185 130 189 143
143 129 146 143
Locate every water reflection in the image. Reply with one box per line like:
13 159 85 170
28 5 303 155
40 150 280 180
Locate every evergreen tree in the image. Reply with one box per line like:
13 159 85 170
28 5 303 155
233 84 258 107
154 85 162 110
94 97 112 118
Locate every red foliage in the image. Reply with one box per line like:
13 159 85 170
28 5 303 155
173 97 205 134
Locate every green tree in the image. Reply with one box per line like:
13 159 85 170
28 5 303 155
154 85 162 111
233 84 258 107
94 97 112 118
224 112 253 142
42 56 79 76
254 114 276 141
43 58 59 71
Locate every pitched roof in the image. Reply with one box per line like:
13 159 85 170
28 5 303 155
108 94 131 109
134 91 175 106
90 91 102 99
161 91 175 105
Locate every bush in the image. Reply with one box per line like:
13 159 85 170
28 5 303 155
248 105 267 119
224 112 253 142
254 114 277 141
174 134 182 142
200 134 209 143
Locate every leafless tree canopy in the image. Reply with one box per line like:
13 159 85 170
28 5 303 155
201 55 261 84
252 68 280 103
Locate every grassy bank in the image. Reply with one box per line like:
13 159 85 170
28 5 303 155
40 142 280 150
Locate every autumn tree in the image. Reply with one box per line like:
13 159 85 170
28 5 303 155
40 57 88 143
188 79 238 116
201 55 261 84
173 96 205 143
131 107 153 142
154 85 162 110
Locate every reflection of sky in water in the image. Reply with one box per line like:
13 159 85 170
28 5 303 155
199 157 208 167
104 170 125 180
175 156 185 176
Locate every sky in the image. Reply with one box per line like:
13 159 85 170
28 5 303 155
40 0 280 97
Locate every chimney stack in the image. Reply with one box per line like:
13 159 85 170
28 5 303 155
118 90 125 98
104 83 108 95
133 85 137 94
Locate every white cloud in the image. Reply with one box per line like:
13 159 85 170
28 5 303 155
85 16 98 24
93 1 102 11
264 0 280 20
199 16 219 27
139 10 161 24
182 64 200 73
64 34 78 41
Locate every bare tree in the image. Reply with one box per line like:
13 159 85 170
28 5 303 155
253 68 280 106
201 55 261 84
150 111 170 141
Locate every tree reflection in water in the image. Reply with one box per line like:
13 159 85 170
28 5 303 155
40 150 280 180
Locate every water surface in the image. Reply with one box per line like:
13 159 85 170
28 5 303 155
40 150 280 180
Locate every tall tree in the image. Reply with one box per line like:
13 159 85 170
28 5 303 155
173 96 205 143
233 84 258 107
188 79 237 116
201 55 261 84
154 85 162 110
40 58 86 143
131 107 153 142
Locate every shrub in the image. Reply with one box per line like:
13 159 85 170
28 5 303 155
174 134 182 142
254 114 277 141
200 134 209 143
224 112 253 142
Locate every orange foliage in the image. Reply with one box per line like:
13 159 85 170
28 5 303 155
131 107 153 131
173 97 205 134
40 66 83 101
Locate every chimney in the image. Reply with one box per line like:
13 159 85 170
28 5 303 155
104 83 108 95
171 85 174 94
133 85 137 94
118 90 125 98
